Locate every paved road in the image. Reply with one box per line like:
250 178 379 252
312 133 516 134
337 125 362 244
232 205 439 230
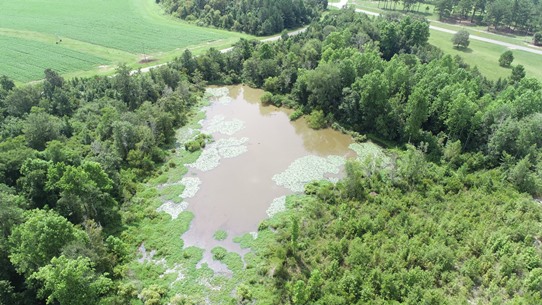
328 2 542 56
137 3 541 75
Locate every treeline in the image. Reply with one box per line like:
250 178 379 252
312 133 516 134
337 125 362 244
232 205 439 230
157 0 324 35
434 0 542 32
0 65 204 304
379 0 542 33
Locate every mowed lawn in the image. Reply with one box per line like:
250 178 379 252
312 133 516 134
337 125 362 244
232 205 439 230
351 1 542 81
0 0 249 82
429 30 542 81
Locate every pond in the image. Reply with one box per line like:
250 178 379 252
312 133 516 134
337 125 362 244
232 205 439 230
161 85 357 270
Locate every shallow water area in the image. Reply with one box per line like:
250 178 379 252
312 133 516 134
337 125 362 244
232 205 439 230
181 85 354 267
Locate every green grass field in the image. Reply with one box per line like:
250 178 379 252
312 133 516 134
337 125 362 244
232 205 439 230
0 0 250 82
429 30 542 81
352 0 542 81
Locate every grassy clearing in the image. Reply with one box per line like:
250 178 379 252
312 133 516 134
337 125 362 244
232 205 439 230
429 30 542 81
349 1 541 81
355 0 534 43
0 0 250 82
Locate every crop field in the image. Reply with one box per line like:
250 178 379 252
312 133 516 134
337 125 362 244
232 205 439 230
0 35 110 82
0 0 249 82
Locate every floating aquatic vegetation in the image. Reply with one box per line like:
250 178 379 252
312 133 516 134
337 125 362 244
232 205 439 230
213 230 228 241
137 244 166 266
156 201 189 219
349 142 390 166
188 137 248 171
272 155 346 192
266 196 286 217
205 87 229 98
180 177 201 199
204 115 244 136
205 87 233 105
161 263 185 286
176 127 196 145
216 95 233 105
189 147 220 171
217 142 248 159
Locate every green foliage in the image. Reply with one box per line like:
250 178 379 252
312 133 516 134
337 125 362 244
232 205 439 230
184 133 211 152
260 92 274 105
243 155 542 304
499 50 514 67
0 0 243 82
30 255 112 305
452 30 470 48
211 247 227 261
8 209 86 277
306 110 327 129
289 109 304 121
160 0 319 36
140 284 166 305
213 230 228 241
512 64 526 82
534 32 542 46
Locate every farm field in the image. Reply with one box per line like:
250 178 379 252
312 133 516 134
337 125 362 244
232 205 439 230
0 0 250 82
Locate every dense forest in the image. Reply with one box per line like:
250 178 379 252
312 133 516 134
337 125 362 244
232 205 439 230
0 65 205 304
157 0 324 35
1 7 542 304
379 0 542 33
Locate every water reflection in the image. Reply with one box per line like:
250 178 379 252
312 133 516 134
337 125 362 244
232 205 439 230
180 85 354 270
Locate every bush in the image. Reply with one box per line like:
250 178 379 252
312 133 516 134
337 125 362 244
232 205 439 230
499 50 514 67
452 30 470 48
184 133 211 152
289 109 303 121
260 92 273 104
306 110 327 129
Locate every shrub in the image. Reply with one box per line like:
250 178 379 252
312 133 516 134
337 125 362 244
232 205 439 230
452 30 470 48
306 110 327 129
260 92 273 104
499 50 514 67
289 109 303 121
184 133 211 152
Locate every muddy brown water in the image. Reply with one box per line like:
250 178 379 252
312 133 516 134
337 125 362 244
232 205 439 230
180 85 354 270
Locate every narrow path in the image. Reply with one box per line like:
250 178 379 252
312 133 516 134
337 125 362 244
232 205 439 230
329 3 542 56
135 26 308 74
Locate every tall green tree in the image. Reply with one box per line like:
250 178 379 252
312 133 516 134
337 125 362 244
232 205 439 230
452 30 470 48
8 209 85 277
30 255 112 305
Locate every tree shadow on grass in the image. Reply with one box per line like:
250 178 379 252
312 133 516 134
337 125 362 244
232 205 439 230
453 46 473 53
